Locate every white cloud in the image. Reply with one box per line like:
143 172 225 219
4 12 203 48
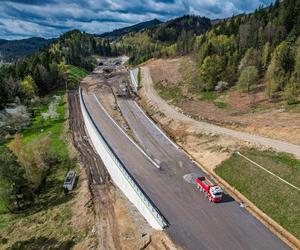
0 0 275 39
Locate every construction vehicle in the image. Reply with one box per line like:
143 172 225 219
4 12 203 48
195 176 223 203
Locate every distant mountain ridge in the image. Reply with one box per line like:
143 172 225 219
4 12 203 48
0 37 53 63
100 18 163 39
149 15 211 42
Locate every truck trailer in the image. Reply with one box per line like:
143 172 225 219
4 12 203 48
195 176 223 203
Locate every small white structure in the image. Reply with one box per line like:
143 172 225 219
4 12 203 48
63 170 76 191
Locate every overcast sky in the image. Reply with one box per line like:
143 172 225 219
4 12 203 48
0 0 274 40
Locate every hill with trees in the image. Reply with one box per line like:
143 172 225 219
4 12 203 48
1 0 300 112
0 1 300 247
0 30 115 109
0 37 53 63
127 0 300 106
0 15 212 108
190 0 300 104
100 18 162 39
116 15 212 64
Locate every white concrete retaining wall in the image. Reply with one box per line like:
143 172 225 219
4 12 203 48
79 88 167 230
130 68 139 92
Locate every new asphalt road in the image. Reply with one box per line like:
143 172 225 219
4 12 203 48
81 70 289 249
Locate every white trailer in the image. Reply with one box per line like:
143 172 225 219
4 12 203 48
63 170 76 191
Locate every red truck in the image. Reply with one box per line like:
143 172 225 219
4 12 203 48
195 176 223 203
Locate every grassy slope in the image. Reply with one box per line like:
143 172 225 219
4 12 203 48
66 65 88 87
0 66 90 249
215 149 300 239
22 91 68 156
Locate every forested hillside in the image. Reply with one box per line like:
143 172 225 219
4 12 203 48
116 15 212 64
113 1 300 105
0 37 53 63
1 0 300 110
0 15 214 108
100 18 162 39
190 0 300 104
0 30 115 108
0 1 300 247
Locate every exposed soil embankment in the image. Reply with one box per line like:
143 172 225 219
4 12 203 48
147 57 300 146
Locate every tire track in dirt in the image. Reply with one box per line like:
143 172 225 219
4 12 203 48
68 90 122 249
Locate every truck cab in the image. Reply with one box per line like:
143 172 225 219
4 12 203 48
195 176 223 203
209 185 223 202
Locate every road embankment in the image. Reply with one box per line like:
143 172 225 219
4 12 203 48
79 88 167 230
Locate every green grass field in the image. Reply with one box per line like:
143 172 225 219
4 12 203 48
0 91 79 248
22 92 68 158
215 149 300 239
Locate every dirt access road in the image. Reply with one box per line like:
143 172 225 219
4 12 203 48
81 62 288 250
141 66 300 158
146 57 300 145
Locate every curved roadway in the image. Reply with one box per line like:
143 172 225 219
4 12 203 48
81 77 288 249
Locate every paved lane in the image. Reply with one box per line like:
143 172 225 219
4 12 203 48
82 88 289 250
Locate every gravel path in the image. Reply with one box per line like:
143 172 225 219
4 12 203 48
141 66 300 158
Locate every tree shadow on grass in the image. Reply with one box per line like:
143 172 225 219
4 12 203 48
37 192 75 211
8 236 75 250
14 191 75 220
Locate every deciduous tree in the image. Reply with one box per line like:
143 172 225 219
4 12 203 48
199 55 223 91
0 146 33 211
266 42 294 97
238 66 258 93
21 75 37 100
